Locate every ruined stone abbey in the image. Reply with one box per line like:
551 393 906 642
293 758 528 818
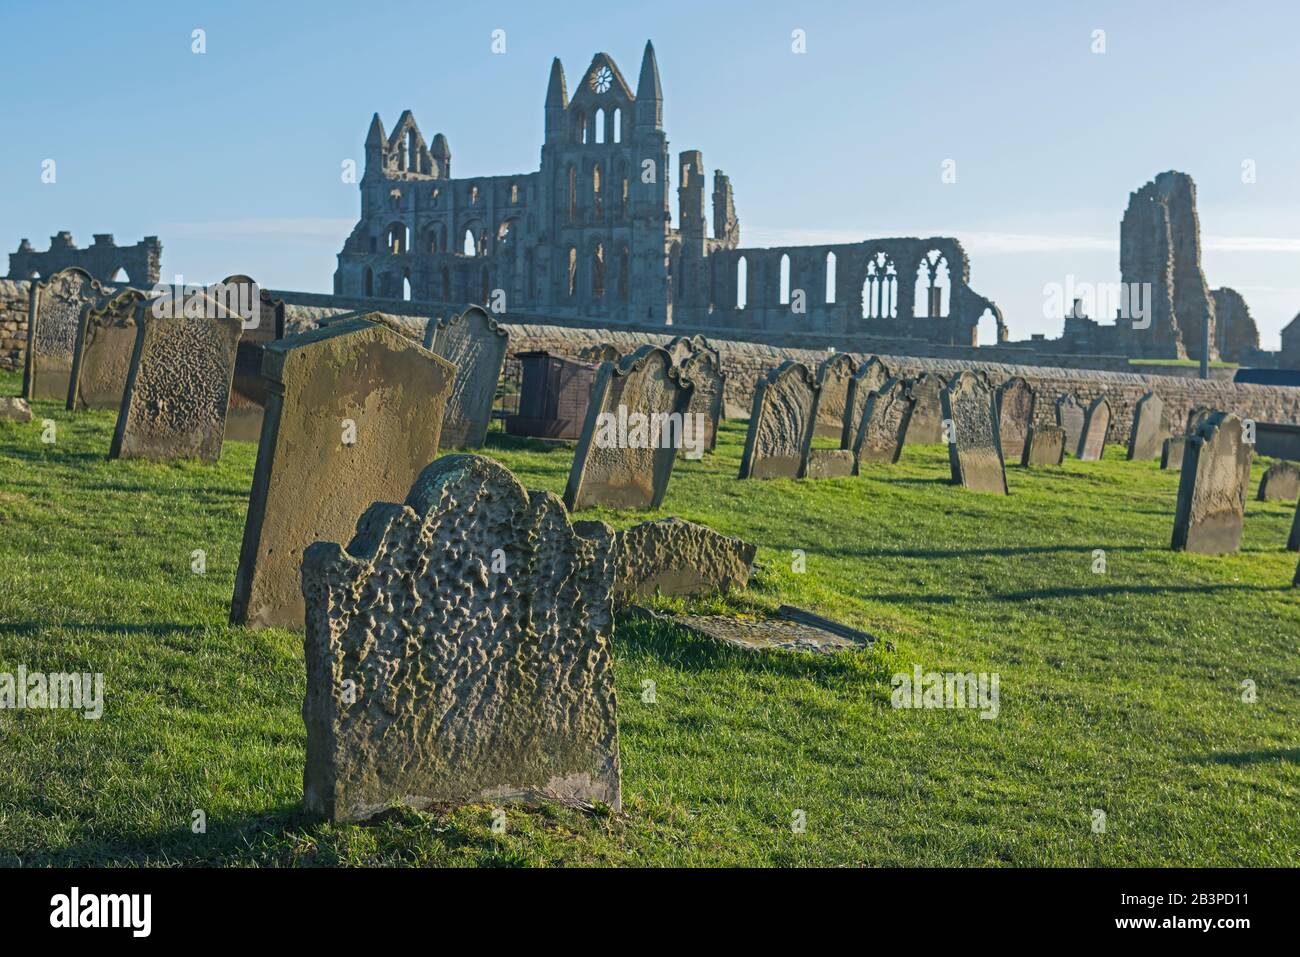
332 42 1006 347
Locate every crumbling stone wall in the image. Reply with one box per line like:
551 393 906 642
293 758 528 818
7 232 161 286
1212 287 1260 363
0 280 29 371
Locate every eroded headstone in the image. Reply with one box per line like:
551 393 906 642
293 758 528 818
995 376 1036 461
1077 395 1112 461
1127 392 1165 461
580 516 756 602
23 267 106 401
904 372 945 444
219 275 286 443
1171 412 1252 554
1056 394 1085 457
231 316 456 629
1161 436 1187 471
679 348 724 453
851 376 915 468
424 305 509 449
1258 460 1300 502
943 371 1008 494
302 453 620 822
811 353 856 439
67 289 150 411
1021 425 1066 467
565 345 692 509
841 357 890 449
738 361 816 480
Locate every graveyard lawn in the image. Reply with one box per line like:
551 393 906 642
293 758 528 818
1 371 1297 867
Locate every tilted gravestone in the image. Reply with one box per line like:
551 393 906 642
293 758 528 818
1171 412 1252 554
1021 425 1066 467
904 372 946 444
811 353 857 440
1055 394 1085 457
1258 460 1300 502
302 454 621 822
23 267 106 401
995 376 1036 461
230 316 456 629
1127 392 1165 461
1161 436 1187 470
841 357 890 449
67 288 151 410
738 361 817 480
1288 499 1300 552
423 305 509 449
679 347 724 453
579 516 756 602
942 371 1008 494
108 296 243 462
851 376 915 468
565 345 693 509
218 275 287 443
1077 395 1112 461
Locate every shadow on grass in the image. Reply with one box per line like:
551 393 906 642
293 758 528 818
864 582 1289 605
0 621 207 639
1189 748 1300 766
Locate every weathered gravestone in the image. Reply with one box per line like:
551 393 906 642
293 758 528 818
1021 425 1066 467
841 357 890 449
577 342 623 364
218 275 286 443
422 305 509 449
1077 395 1112 461
565 345 693 509
904 372 946 444
67 288 151 410
302 453 620 822
1171 412 1252 554
851 376 915 469
576 516 756 602
942 371 1008 494
679 347 724 453
811 353 857 440
0 397 32 422
1288 499 1300 552
1127 392 1165 461
1186 406 1213 434
995 376 1036 461
230 316 456 629
1055 394 1085 457
738 361 817 480
108 296 243 462
1258 460 1300 502
23 267 106 401
1161 436 1187 470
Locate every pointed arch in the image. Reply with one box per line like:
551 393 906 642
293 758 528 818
914 249 951 318
861 251 898 319
779 253 791 305
736 255 748 309
825 252 837 304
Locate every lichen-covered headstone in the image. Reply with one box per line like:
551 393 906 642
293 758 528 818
1077 395 1112 461
23 267 106 401
942 371 1008 494
231 316 456 630
995 376 1036 461
108 296 243 462
565 345 692 509
1127 392 1165 461
1171 412 1252 554
851 376 915 468
1258 460 1300 502
1161 436 1187 471
1021 425 1065 467
679 348 724 453
738 361 816 480
580 516 756 602
904 372 946 444
811 353 857 439
424 305 509 449
841 357 890 449
67 289 150 410
1055 394 1085 457
302 453 621 822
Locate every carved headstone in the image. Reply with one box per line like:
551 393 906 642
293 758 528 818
1258 460 1300 502
231 316 456 629
1161 436 1187 471
577 342 623 364
108 297 243 462
679 348 724 453
904 372 945 444
23 267 106 401
1055 394 1085 457
302 454 620 822
218 275 286 443
67 288 150 410
851 376 915 468
1126 392 1165 461
942 371 1008 494
1021 425 1066 467
738 361 817 480
581 516 756 602
1077 395 1112 461
811 353 857 440
423 305 510 449
565 346 692 509
994 377 1036 461
841 357 890 449
1171 412 1252 554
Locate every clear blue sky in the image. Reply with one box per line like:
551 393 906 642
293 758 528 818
3 0 1298 347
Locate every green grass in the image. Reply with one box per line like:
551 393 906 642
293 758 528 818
1 367 1298 867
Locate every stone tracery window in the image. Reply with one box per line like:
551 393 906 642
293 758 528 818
914 249 950 318
590 65 613 94
861 251 898 319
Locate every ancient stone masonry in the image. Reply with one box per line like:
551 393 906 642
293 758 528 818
67 288 152 410
943 371 1008 494
301 454 621 822
738 361 816 480
904 372 946 445
841 356 890 449
7 232 161 287
1022 425 1065 467
423 305 510 449
1055 394 1085 457
1258 461 1300 502
1126 392 1165 461
811 353 856 439
23 268 107 401
851 376 915 468
108 298 243 462
332 42 1003 351
564 345 692 510
581 516 756 602
1077 395 1112 461
994 377 1036 462
1211 288 1260 364
0 280 30 371
1171 412 1252 554
230 316 456 630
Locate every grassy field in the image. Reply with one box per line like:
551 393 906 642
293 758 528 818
1 367 1298 867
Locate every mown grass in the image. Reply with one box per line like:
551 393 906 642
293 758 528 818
0 368 1297 867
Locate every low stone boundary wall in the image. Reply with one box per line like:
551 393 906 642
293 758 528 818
0 280 30 372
